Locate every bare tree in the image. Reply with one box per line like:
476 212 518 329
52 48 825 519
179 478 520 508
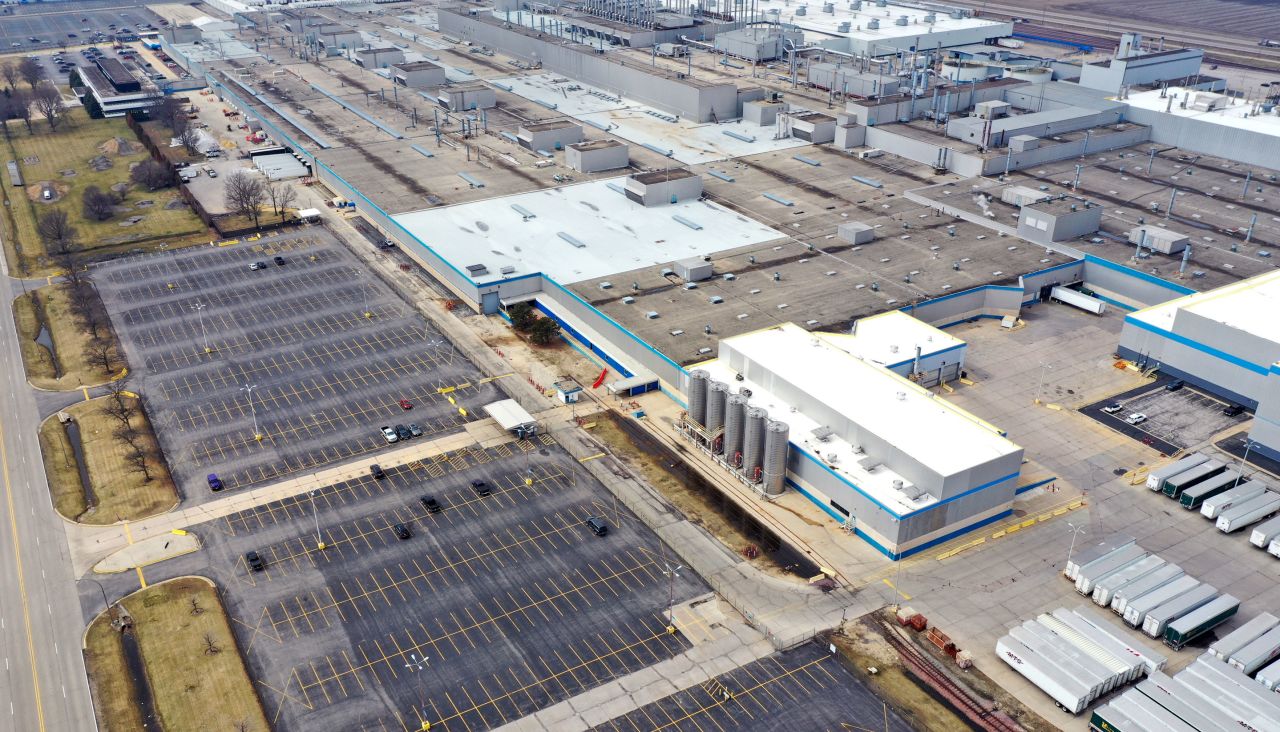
31 81 63 131
81 185 115 222
11 89 32 134
224 171 265 228
130 160 174 191
37 210 78 265
102 383 136 428
66 282 103 339
17 56 44 91
277 185 297 221
175 122 201 156
84 337 119 376
202 632 221 655
123 443 153 482
152 93 186 132
265 183 282 217
188 596 204 616
0 94 15 138
0 62 17 91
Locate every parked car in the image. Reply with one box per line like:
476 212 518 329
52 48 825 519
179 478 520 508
1126 413 1148 425
245 551 265 572
207 473 224 492
1102 403 1123 414
420 496 442 513
380 426 398 443
471 480 492 497
1165 380 1185 392
273 255 285 266
370 464 386 480
392 523 412 540
398 398 413 410
585 516 609 537
394 424 412 441
1224 404 1246 417
248 261 266 271
408 423 423 437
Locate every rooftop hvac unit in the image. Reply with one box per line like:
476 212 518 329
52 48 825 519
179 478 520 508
858 455 881 471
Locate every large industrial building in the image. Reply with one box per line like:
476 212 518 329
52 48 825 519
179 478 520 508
1119 271 1280 462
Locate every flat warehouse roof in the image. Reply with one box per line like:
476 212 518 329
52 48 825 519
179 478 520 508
1130 269 1280 346
390 178 784 285
829 311 965 368
1125 87 1280 138
719 324 1019 478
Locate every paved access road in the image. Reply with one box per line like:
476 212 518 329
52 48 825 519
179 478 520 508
0 268 97 731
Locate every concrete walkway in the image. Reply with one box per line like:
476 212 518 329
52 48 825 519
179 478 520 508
93 531 200 574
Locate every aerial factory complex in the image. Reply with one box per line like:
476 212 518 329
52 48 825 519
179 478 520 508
0 0 1278 730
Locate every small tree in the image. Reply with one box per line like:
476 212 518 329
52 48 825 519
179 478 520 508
202 632 221 655
102 383 136 428
81 185 115 222
130 160 174 191
84 337 119 376
37 210 78 269
66 282 102 339
0 62 17 91
507 303 536 331
189 596 204 616
176 122 201 156
11 89 32 134
277 184 297 220
152 93 186 132
224 171 265 228
31 81 63 131
123 443 153 482
17 57 43 91
529 317 561 346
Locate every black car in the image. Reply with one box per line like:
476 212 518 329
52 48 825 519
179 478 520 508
1224 404 1246 417
408 423 423 437
420 495 442 513
370 464 386 480
245 551 265 572
273 255 286 266
1165 380 1185 392
585 516 609 537
392 523 412 540
471 479 492 497
395 424 412 441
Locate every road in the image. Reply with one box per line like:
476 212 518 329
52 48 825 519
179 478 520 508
0 264 97 731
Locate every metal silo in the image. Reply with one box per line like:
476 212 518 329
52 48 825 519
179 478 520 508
706 381 729 436
723 394 748 466
687 370 709 427
742 407 768 480
762 421 790 496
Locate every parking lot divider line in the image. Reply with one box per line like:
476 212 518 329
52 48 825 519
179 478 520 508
308 661 334 705
356 645 384 687
340 651 367 694
441 690 475 732
326 655 349 698
279 601 301 639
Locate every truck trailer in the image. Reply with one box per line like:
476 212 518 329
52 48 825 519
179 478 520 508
1179 469 1242 510
1124 576 1201 627
997 635 1097 714
1076 545 1149 596
1146 453 1209 491
1162 459 1226 499
1066 534 1136 581
1164 595 1240 650
1182 654 1280 728
1092 555 1166 608
1201 480 1266 519
1209 613 1280 661
1111 564 1184 615
1256 657 1280 691
1251 515 1280 548
1134 674 1236 732
1228 625 1280 675
1053 606 1167 675
1142 584 1219 638
1216 491 1280 533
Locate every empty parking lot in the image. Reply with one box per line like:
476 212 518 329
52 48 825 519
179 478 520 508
95 231 503 497
136 433 710 732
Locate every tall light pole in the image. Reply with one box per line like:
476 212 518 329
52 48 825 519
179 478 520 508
241 384 263 441
1034 363 1053 405
82 577 115 623
191 301 212 354
1064 521 1088 577
356 268 372 319
310 489 325 550
1235 440 1255 487
663 562 683 629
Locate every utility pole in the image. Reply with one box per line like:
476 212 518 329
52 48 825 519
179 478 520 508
1034 363 1053 405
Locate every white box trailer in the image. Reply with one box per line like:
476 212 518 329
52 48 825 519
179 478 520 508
1164 595 1240 650
1049 285 1107 315
1063 606 1168 674
1216 492 1280 532
1268 536 1280 559
1076 545 1149 595
996 636 1096 714
1183 654 1280 728
1115 689 1200 731
1112 564 1184 615
1135 674 1236 732
1093 555 1166 607
1257 658 1280 691
1147 453 1209 491
1037 614 1143 684
1230 626 1280 675
1210 613 1280 661
1010 623 1115 696
1201 480 1266 519
1125 576 1201 627
1252 516 1280 548
1143 584 1219 638
1066 534 1136 581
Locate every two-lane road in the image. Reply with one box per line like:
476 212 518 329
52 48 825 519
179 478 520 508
0 264 99 731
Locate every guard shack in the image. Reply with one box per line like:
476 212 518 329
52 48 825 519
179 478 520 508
483 399 538 438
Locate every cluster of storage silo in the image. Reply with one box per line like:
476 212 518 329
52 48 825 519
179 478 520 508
684 369 789 496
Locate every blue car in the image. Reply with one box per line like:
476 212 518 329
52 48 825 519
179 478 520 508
207 473 224 492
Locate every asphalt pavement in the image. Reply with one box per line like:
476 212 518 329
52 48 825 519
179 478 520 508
0 265 97 730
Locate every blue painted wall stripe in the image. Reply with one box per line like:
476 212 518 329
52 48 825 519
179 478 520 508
1124 316 1268 375
1084 254 1195 295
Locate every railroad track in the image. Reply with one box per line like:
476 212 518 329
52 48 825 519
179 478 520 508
954 1 1280 71
880 621 1025 732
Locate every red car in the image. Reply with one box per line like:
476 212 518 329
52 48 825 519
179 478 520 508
398 399 413 410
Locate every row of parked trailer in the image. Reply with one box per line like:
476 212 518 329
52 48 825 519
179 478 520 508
996 606 1169 714
1146 452 1280 538
1090 652 1280 731
1065 536 1240 649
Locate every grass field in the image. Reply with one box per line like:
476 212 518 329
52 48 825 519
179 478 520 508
0 108 208 275
84 577 270 732
12 282 121 390
38 395 177 524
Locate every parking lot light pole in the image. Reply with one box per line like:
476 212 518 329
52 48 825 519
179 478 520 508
242 384 263 441
663 563 682 630
1235 440 1255 487
1065 521 1088 576
191 301 212 353
311 489 325 550
1034 363 1053 405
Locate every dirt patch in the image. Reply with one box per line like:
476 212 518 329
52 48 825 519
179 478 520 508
98 136 136 156
27 180 69 203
